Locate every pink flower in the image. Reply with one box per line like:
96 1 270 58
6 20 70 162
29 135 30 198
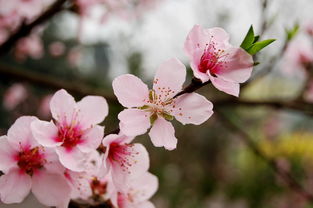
285 38 313 71
113 58 213 150
3 83 27 110
37 94 53 119
15 34 43 61
49 41 66 57
31 89 108 171
184 25 254 96
0 116 71 208
117 172 158 208
100 133 149 189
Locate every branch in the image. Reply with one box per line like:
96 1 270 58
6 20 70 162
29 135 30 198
0 0 68 56
216 110 313 202
0 63 118 103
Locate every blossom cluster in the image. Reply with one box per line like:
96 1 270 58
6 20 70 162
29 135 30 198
0 0 162 61
0 25 254 207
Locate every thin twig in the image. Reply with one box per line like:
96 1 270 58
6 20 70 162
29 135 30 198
216 110 313 202
0 0 68 56
0 63 117 103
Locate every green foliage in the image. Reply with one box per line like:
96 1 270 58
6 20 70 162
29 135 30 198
240 25 255 50
240 25 276 55
286 23 300 41
246 39 276 55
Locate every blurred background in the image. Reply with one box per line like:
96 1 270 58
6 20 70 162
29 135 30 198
1 0 313 207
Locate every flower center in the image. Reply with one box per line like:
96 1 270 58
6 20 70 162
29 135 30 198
140 89 175 124
108 143 135 174
56 124 83 150
198 41 227 75
17 147 45 176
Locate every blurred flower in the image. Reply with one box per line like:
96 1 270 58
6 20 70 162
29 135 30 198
0 116 71 208
3 83 28 110
31 89 108 172
282 37 313 77
67 46 82 68
37 94 53 119
49 41 66 57
15 34 44 61
113 58 213 150
184 25 254 97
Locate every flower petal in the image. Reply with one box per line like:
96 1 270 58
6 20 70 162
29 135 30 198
216 47 253 83
7 116 38 150
184 24 211 58
32 171 71 208
50 89 76 124
31 120 60 147
210 75 240 97
138 201 155 208
118 109 151 136
56 147 86 172
148 118 177 150
77 96 108 128
0 168 32 203
78 125 104 152
113 74 149 108
173 93 213 125
189 49 210 83
153 58 186 96
130 172 158 203
111 143 150 190
0 136 17 173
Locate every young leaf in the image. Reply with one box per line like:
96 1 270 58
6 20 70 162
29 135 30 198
253 35 260 43
246 39 276 55
286 23 299 41
240 25 255 50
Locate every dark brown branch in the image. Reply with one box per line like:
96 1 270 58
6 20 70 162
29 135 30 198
69 201 113 208
0 0 68 56
173 77 210 98
216 110 313 202
0 64 118 103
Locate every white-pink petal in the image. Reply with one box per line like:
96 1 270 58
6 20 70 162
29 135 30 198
153 58 186 96
111 143 150 190
50 89 76 124
77 95 108 128
0 136 17 173
210 76 240 97
130 172 158 203
173 93 214 125
118 109 151 136
0 168 32 203
148 118 177 150
78 125 104 152
113 74 149 108
56 147 87 172
31 120 60 147
7 116 39 150
184 24 210 58
32 171 71 208
216 47 253 83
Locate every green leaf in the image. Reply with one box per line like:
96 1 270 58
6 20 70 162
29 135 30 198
253 35 260 43
286 23 299 41
246 39 276 55
240 25 255 50
150 113 158 125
